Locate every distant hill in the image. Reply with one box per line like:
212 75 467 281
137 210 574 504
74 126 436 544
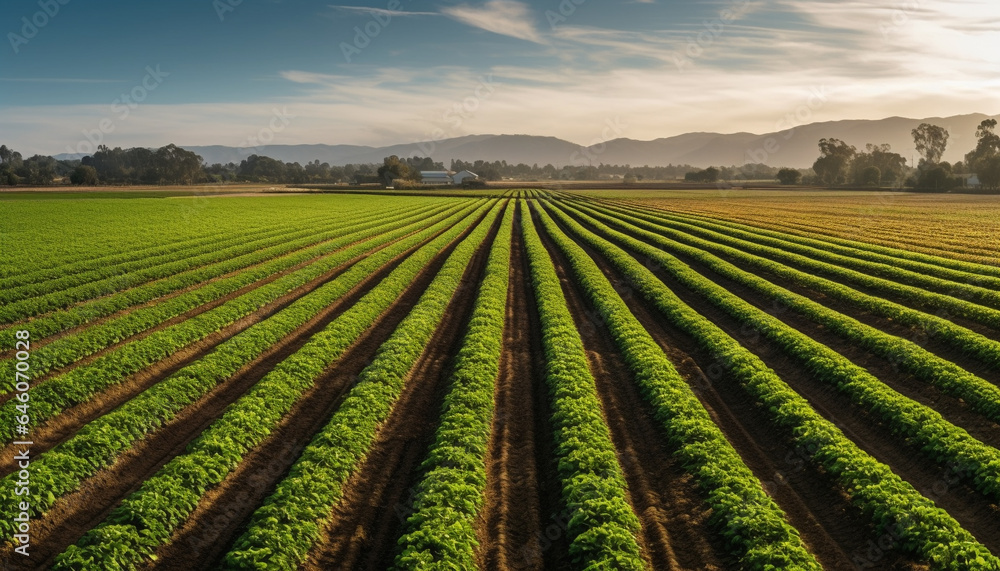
54 113 998 169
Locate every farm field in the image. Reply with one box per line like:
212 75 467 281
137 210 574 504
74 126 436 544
1 188 1000 570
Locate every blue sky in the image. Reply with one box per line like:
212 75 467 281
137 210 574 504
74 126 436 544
1 0 998 155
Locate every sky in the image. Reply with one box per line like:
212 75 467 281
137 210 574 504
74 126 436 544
1 0 998 156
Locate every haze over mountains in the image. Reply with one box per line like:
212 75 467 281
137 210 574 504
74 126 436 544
56 114 998 169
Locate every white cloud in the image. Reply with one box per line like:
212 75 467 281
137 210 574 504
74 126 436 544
441 0 545 44
327 5 438 17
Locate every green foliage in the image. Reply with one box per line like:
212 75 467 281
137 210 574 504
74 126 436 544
554 201 1000 569
0 203 452 384
519 201 645 571
221 201 504 570
0 204 473 442
537 202 821 569
393 204 513 569
0 203 483 544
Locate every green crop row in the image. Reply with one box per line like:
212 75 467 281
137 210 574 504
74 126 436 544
570 202 1000 425
648 205 1000 281
0 201 447 322
0 203 472 442
597 203 1000 332
1 217 341 312
536 202 821 569
581 203 1000 373
49 200 497 570
608 203 1000 311
548 201 1000 569
519 201 646 571
565 203 1000 503
0 201 448 349
0 211 338 303
0 213 308 289
0 202 454 384
392 203 514 569
221 201 505 571
0 203 482 543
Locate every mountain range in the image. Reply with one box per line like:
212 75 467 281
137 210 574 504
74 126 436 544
54 113 998 169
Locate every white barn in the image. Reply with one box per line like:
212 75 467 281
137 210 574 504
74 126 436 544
451 170 479 185
420 171 453 185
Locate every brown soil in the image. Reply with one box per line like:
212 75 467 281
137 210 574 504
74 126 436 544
295 206 505 571
5 212 476 570
475 202 553 571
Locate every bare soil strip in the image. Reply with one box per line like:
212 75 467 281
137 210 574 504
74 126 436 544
10 220 472 569
296 209 504 571
476 203 550 571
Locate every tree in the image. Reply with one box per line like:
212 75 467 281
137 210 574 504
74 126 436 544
684 167 719 183
776 168 801 185
623 172 637 185
912 123 949 166
965 119 1000 189
70 165 99 185
376 155 412 186
812 138 856 185
861 166 881 187
852 143 906 186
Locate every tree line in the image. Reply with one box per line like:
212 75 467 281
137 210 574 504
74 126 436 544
809 120 999 190
1 120 997 189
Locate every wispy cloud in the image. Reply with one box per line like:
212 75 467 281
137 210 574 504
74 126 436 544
327 4 438 17
441 0 545 44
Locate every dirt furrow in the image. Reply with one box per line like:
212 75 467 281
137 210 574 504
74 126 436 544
476 203 551 571
12 214 475 570
296 208 503 571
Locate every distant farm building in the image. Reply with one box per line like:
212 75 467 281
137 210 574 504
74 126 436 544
419 170 480 185
451 170 479 185
420 171 453 185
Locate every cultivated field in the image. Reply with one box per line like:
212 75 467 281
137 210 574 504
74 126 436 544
1 189 999 570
